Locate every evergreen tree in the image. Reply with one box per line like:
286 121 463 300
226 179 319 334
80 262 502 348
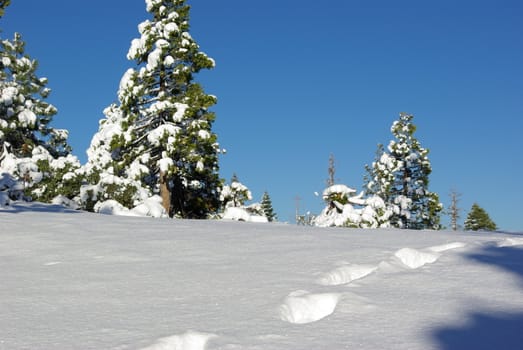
0 33 69 158
364 113 442 229
261 191 277 222
1 24 80 204
364 144 397 206
464 203 497 231
0 1 10 18
83 0 221 218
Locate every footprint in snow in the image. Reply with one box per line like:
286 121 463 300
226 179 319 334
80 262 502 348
393 242 466 269
316 264 378 286
139 331 216 350
278 290 340 324
393 248 441 269
279 241 467 326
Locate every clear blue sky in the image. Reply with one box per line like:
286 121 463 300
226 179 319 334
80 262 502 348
2 1 522 230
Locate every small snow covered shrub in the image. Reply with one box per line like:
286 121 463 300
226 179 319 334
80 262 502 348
220 175 252 208
313 184 393 229
219 175 269 223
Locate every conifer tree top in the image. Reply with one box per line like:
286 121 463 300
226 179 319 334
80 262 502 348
0 0 10 18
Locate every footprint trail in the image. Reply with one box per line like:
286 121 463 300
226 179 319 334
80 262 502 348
278 241 468 326
316 264 378 286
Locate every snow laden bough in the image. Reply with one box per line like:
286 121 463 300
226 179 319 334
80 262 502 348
0 145 82 207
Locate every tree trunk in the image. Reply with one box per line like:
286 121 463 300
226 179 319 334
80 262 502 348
171 174 185 218
159 171 171 217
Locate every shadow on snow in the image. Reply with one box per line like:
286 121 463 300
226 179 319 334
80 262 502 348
432 244 523 350
1 202 80 214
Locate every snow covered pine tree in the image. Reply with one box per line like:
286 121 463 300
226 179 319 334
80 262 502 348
364 113 442 229
83 0 221 218
220 174 252 209
0 24 81 204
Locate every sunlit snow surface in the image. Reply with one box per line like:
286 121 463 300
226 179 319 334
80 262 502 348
1 202 522 349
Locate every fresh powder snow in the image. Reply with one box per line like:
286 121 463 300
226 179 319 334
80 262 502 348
1 202 522 349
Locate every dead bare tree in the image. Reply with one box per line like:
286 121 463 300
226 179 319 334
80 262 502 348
448 189 462 231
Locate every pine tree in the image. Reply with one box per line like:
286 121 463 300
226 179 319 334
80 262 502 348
464 203 497 231
1 26 80 204
83 0 221 218
261 191 277 222
364 143 397 206
364 113 442 229
0 33 69 158
0 1 10 18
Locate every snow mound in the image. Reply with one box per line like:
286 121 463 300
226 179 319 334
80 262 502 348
95 200 138 216
317 264 378 286
497 237 523 247
131 195 167 218
140 331 216 350
51 195 80 210
394 248 441 269
222 207 268 223
427 242 467 252
93 196 167 217
222 207 251 221
279 290 340 324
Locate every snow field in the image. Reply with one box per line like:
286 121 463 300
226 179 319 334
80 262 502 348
1 204 522 349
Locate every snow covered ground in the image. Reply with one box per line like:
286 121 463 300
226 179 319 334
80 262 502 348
1 202 522 350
